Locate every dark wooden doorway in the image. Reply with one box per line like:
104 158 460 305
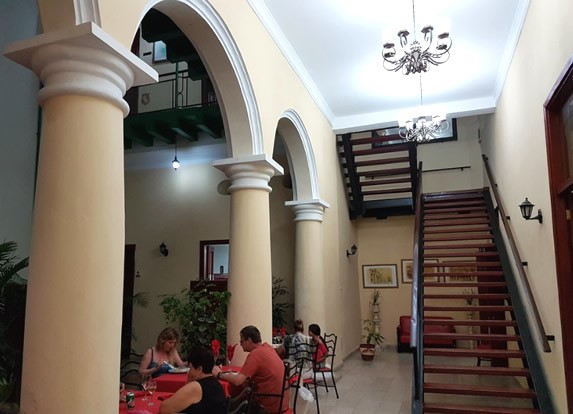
544 54 573 411
121 244 136 358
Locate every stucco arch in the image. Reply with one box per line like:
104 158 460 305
276 109 324 203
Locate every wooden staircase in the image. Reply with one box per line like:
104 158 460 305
420 189 540 413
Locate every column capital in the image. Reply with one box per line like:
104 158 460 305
286 199 330 222
4 22 157 117
214 154 284 193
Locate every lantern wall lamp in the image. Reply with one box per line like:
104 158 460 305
519 198 543 223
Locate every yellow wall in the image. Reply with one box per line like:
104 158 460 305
479 0 573 410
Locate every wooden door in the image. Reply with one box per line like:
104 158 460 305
544 55 573 411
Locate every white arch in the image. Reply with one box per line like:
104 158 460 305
279 109 323 202
141 0 264 155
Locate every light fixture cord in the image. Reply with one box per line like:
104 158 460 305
419 73 423 106
412 0 417 35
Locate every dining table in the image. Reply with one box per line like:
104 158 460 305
155 365 242 395
118 391 173 414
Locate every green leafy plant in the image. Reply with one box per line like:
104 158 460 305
0 241 28 404
159 282 231 357
272 277 292 329
361 319 384 346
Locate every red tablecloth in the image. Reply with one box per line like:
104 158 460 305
155 366 240 395
118 391 173 414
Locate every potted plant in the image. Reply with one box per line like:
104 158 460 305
360 319 384 361
159 282 231 359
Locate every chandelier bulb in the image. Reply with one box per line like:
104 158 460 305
172 156 180 171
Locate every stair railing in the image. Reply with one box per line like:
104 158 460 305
410 161 424 413
482 154 551 352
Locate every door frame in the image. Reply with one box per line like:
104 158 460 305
543 54 573 410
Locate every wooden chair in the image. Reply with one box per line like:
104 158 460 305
120 352 143 390
313 333 339 399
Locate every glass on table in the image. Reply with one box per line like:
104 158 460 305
141 375 149 401
147 379 157 406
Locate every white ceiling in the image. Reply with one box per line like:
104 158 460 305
248 0 529 133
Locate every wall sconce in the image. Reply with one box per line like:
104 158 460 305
346 244 357 257
159 242 169 256
519 198 543 223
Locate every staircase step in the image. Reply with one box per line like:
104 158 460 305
424 382 535 399
426 206 488 214
424 319 516 327
425 252 499 258
357 167 411 178
425 234 495 242
425 271 504 278
424 243 495 250
423 333 520 342
424 293 510 300
424 227 493 234
426 262 501 268
424 348 525 359
425 212 490 221
362 187 412 196
424 364 530 377
424 281 507 288
424 219 490 227
358 177 412 186
424 305 513 312
424 403 540 413
351 144 410 156
351 156 410 167
423 200 486 209
424 190 485 202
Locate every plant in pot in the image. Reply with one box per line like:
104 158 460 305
360 319 384 361
159 282 231 361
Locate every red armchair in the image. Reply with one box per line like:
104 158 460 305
397 315 456 353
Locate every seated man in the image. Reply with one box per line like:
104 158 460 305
213 325 289 414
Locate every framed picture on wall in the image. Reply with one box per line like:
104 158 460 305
362 264 398 288
401 259 439 283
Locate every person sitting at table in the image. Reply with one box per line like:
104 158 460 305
279 319 313 379
138 327 187 378
213 325 288 414
158 347 227 414
308 323 328 367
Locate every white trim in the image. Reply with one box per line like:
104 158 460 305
5 23 157 117
492 0 531 106
281 109 322 201
286 200 330 222
74 0 101 25
146 0 264 155
213 154 284 193
247 0 334 127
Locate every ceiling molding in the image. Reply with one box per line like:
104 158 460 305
492 0 531 106
247 0 335 126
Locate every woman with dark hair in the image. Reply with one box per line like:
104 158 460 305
308 323 328 366
159 347 227 414
138 327 187 378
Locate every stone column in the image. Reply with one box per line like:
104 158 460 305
5 23 156 413
286 200 329 330
214 155 283 365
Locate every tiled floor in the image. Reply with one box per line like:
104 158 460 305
301 347 533 414
299 347 413 414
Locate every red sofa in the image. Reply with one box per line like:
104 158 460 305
397 315 456 353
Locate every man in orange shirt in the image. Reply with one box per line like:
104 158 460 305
213 325 288 413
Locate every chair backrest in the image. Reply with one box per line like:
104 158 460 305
249 361 293 414
322 333 338 368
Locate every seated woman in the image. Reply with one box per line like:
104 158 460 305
158 347 227 414
308 323 328 367
138 327 187 378
280 319 313 379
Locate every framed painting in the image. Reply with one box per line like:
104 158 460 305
401 259 439 284
362 264 398 288
442 261 477 282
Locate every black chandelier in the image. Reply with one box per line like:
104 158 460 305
382 0 452 75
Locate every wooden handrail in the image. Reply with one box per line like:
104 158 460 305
482 154 551 352
410 161 424 407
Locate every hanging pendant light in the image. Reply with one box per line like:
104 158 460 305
172 139 180 171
